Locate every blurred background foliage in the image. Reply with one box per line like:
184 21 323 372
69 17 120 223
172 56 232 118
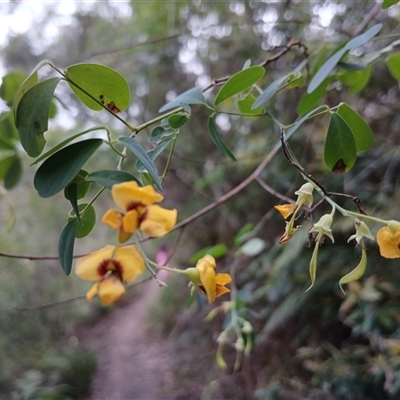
1 1 400 399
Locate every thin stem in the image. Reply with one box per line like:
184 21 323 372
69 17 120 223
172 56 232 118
161 133 178 183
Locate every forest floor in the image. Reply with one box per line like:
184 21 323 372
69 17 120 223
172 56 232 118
81 277 250 400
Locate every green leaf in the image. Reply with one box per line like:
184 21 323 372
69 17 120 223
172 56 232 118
58 219 78 275
337 103 374 151
168 113 189 129
66 183 81 224
307 47 347 94
4 156 22 190
234 223 254 247
0 113 19 140
237 93 263 117
339 249 367 292
286 107 326 137
31 126 107 165
338 62 368 71
15 77 61 157
137 138 173 173
215 66 265 106
118 136 162 191
189 244 228 264
208 115 236 161
13 60 51 121
324 113 357 173
66 63 130 112
382 0 400 8
240 238 266 257
64 170 91 201
87 170 139 189
386 53 400 80
159 87 206 113
69 203 96 239
344 24 382 50
339 65 373 93
286 72 305 88
34 139 103 198
298 78 330 116
0 72 26 107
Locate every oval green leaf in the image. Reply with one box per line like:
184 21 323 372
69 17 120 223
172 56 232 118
64 170 91 201
0 72 26 108
237 93 263 117
118 136 162 191
16 77 61 157
69 203 96 239
168 113 189 129
189 244 228 264
383 0 400 8
324 113 357 173
34 139 103 198
159 87 206 113
337 103 374 151
208 115 236 161
87 169 139 189
386 53 400 80
339 65 373 93
298 78 330 116
215 66 265 106
66 63 130 112
4 156 22 190
58 219 78 276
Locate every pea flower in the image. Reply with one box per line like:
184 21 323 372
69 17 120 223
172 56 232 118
75 245 145 305
275 183 314 244
348 220 375 245
377 220 400 259
307 213 334 290
185 255 232 303
102 181 177 242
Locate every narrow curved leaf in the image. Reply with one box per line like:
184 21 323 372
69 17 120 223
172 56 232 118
307 47 347 94
16 77 61 157
87 169 139 189
339 249 367 292
34 139 103 198
118 136 162 191
66 63 130 112
208 115 236 161
66 183 81 224
215 66 265 106
58 219 78 276
159 87 206 113
344 24 382 51
189 244 228 264
137 138 173 173
324 113 357 173
337 103 374 151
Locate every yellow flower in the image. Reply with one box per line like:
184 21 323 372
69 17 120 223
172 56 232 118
274 204 297 219
186 255 232 303
75 245 145 305
102 181 177 242
377 221 400 259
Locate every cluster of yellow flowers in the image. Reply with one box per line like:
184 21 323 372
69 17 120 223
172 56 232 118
75 181 231 306
275 182 400 290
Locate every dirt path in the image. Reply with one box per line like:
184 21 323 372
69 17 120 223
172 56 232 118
85 281 175 400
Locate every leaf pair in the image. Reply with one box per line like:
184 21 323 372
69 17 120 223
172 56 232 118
324 103 374 173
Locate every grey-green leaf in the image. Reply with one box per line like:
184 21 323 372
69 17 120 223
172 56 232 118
118 137 162 191
159 88 206 112
87 170 139 189
208 115 236 161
